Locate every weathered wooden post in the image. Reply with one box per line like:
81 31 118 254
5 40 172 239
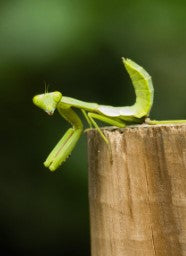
87 124 186 256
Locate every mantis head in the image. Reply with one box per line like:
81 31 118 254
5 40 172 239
33 91 62 115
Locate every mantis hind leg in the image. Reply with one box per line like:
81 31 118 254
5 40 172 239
87 112 126 143
145 118 186 125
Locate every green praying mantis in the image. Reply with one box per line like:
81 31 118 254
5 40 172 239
33 58 186 171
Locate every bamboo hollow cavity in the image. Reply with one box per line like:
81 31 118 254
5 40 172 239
87 124 186 256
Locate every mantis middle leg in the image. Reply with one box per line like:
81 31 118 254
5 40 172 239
87 112 126 143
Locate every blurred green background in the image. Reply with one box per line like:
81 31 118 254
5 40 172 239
1 0 186 255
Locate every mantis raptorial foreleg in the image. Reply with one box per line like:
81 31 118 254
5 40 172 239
44 104 83 171
45 128 82 171
44 128 75 169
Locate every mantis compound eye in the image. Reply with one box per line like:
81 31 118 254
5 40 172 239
33 91 62 115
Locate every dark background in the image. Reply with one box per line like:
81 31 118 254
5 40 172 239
1 1 186 255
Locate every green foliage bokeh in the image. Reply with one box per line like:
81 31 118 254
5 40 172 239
1 1 186 255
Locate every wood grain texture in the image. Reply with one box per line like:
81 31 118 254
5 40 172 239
87 124 186 256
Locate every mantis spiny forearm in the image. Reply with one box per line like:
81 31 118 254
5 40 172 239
33 58 186 171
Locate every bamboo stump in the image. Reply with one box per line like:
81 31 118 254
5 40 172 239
87 124 186 256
